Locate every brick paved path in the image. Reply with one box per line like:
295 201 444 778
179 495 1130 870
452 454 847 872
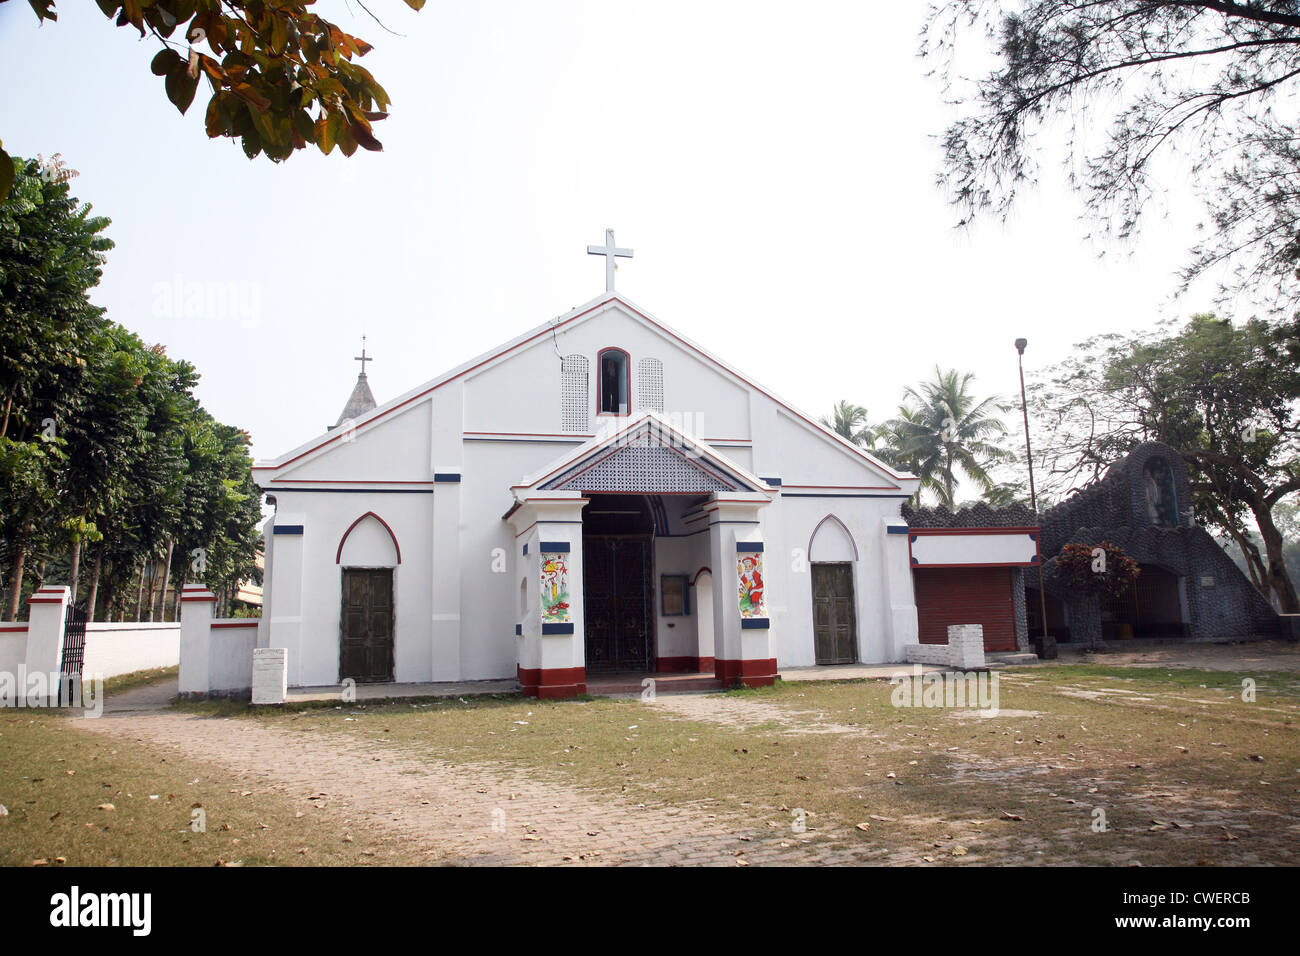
75 681 873 866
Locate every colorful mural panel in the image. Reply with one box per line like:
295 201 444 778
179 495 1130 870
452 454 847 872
737 550 766 618
541 553 571 623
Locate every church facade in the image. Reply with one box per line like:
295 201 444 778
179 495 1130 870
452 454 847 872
252 289 933 697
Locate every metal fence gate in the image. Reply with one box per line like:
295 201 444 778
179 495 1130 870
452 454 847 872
58 605 88 705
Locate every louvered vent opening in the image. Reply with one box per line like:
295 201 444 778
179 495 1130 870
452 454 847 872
637 357 664 412
561 354 590 432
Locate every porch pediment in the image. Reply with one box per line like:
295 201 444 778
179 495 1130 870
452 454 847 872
513 412 773 499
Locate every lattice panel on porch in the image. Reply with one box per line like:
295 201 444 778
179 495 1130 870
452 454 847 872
544 443 735 493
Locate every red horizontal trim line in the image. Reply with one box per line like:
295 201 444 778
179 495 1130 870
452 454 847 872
212 621 260 628
914 561 1038 568
181 595 217 602
909 526 1041 535
782 484 900 491
581 490 720 496
0 625 29 631
261 479 434 485
466 431 593 438
27 597 65 604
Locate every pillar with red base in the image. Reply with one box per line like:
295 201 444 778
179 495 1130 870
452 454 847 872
509 493 588 699
706 495 777 687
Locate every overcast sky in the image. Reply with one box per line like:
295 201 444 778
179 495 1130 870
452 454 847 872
1 1 1222 487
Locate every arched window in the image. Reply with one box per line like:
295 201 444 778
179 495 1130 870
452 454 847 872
598 348 630 415
637 357 664 412
560 354 590 432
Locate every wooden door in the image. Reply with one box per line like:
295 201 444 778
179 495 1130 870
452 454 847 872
583 536 652 672
340 568 394 683
812 563 857 664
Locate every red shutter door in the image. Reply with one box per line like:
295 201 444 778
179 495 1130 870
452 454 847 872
913 567 1017 652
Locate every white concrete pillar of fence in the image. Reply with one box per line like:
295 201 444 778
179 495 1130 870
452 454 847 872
178 584 216 698
947 624 986 670
25 585 71 705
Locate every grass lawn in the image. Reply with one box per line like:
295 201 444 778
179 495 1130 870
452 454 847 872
3 660 1297 866
182 661 1300 865
0 675 409 867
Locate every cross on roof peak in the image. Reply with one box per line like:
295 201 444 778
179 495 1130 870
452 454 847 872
587 228 633 292
354 336 373 376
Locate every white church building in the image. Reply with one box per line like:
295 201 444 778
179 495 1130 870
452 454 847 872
245 235 1036 699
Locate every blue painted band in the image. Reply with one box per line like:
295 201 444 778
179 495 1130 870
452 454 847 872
434 473 461 483
273 525 304 535
539 541 571 553
760 477 782 487
522 543 528 555
736 542 764 553
740 618 770 630
542 622 575 635
514 624 522 635
886 525 910 535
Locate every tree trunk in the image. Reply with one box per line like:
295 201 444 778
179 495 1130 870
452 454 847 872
156 537 175 622
4 520 31 622
134 559 147 621
1226 526 1270 599
85 549 103 622
1251 501 1300 613
145 557 158 622
68 538 83 608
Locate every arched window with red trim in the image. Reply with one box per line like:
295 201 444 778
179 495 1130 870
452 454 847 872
598 347 630 415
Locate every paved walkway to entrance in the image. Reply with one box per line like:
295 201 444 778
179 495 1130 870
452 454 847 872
781 662 947 682
73 679 873 866
285 679 516 704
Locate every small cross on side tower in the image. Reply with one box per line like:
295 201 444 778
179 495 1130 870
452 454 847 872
587 228 633 292
355 336 373 376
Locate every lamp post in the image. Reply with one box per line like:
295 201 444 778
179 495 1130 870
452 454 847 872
1016 338 1053 656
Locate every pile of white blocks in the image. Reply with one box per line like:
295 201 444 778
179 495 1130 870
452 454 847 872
904 624 986 670
251 647 288 705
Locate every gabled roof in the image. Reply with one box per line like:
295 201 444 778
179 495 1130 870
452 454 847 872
512 412 775 501
254 291 915 485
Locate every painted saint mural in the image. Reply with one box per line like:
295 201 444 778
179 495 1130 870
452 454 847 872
540 554 571 623
1143 457 1179 527
737 551 766 618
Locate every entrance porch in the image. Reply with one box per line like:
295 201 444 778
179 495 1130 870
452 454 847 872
505 412 780 699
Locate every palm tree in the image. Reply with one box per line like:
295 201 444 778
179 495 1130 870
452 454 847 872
888 367 1014 507
820 400 877 449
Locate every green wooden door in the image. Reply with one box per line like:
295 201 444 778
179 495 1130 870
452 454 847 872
812 563 856 665
340 568 394 683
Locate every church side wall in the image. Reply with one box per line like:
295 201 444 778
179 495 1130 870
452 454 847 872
271 489 435 686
